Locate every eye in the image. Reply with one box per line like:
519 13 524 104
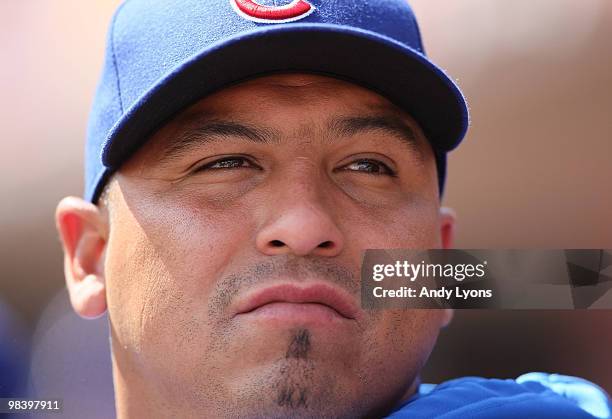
194 156 257 172
341 159 396 176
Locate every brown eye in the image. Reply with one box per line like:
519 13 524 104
342 159 396 176
196 156 256 171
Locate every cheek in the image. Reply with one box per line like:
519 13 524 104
374 310 442 356
340 194 441 250
104 193 254 369
356 310 443 402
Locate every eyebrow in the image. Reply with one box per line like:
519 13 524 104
327 114 423 158
156 118 280 165
156 112 423 166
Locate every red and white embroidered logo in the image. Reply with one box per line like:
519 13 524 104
230 0 315 23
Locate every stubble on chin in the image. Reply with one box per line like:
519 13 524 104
275 328 313 410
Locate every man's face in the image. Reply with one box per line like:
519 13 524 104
77 74 452 418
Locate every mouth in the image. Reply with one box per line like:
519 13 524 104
233 282 359 322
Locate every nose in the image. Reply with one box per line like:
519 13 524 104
255 185 344 257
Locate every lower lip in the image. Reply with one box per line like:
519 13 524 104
238 302 349 324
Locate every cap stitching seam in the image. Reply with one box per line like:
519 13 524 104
110 1 130 114
409 12 425 54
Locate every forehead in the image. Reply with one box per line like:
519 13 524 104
199 73 396 109
161 73 419 132
124 72 429 167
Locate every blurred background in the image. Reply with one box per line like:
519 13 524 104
0 1 610 417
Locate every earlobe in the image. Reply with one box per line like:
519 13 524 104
441 308 454 328
55 196 108 319
69 273 107 319
439 207 456 249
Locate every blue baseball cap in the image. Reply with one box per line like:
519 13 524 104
85 0 469 202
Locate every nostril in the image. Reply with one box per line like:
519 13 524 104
318 241 333 249
270 240 285 248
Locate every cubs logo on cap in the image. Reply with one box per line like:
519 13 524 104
230 0 315 23
85 0 469 203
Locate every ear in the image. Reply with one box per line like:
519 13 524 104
55 196 108 319
438 207 456 327
441 308 454 328
438 206 456 249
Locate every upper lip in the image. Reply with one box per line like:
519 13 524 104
233 282 359 320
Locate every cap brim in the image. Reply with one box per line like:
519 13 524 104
96 23 468 199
